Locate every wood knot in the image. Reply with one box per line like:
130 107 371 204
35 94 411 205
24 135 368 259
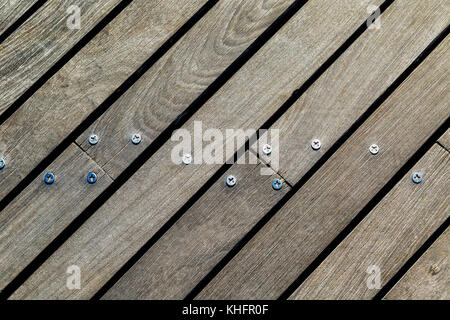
429 264 440 275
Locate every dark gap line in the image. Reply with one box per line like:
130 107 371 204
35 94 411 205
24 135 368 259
186 0 397 300
280 118 449 300
92 0 311 299
436 141 450 154
0 0 133 126
0 0 48 44
0 0 219 300
374 217 449 300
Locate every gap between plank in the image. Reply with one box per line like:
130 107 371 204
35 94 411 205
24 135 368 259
0 0 48 44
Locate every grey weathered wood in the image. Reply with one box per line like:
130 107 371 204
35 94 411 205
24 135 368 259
289 144 449 300
0 0 209 201
197 37 450 299
0 143 112 291
385 227 449 300
75 0 294 179
0 0 39 34
438 129 450 151
11 0 382 299
0 0 122 114
102 153 289 299
252 0 450 185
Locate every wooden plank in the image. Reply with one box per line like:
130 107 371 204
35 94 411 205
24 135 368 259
385 227 449 300
0 0 39 34
289 144 449 300
0 143 113 291
75 0 294 179
0 0 209 201
0 0 122 114
11 0 383 299
197 38 449 299
102 153 290 299
438 129 450 151
252 0 450 185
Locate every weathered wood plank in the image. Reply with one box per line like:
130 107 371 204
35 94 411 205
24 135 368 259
197 37 449 299
438 129 450 151
75 0 294 179
0 0 39 35
385 227 449 300
11 0 383 299
0 0 209 201
0 0 122 114
252 0 450 185
0 143 112 291
289 144 449 300
102 153 290 299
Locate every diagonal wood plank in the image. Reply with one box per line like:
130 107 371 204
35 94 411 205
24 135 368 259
197 37 449 299
0 0 293 296
102 153 290 300
0 0 40 35
11 0 384 299
289 143 449 300
438 130 450 151
75 0 294 179
0 143 113 291
0 0 209 201
0 0 122 115
251 0 450 186
384 227 449 300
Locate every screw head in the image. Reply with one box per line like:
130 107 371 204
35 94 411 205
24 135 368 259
369 144 380 155
44 172 55 185
412 172 422 184
311 139 321 151
182 154 192 165
0 158 5 170
87 172 98 184
272 178 283 190
131 133 142 145
262 144 272 155
88 134 99 145
226 175 237 187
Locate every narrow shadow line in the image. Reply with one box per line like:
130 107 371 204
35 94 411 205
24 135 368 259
373 217 449 300
0 0 133 126
0 0 219 300
0 0 48 44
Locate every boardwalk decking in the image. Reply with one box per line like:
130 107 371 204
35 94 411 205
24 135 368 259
0 0 449 300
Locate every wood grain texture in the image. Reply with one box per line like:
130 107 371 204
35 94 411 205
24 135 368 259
290 144 449 300
11 0 382 299
197 38 450 299
0 0 39 34
385 227 449 300
102 154 289 299
0 143 112 291
438 129 450 151
0 0 209 201
252 0 450 185
75 0 294 179
0 0 122 114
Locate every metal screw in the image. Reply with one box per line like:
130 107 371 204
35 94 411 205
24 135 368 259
131 133 142 145
226 175 237 187
0 158 5 170
272 178 283 190
311 139 321 151
88 134 99 145
182 154 192 165
369 144 379 155
262 144 272 155
44 172 55 185
412 172 422 184
87 172 97 184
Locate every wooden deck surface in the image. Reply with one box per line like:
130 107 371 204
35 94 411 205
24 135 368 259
0 0 448 300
